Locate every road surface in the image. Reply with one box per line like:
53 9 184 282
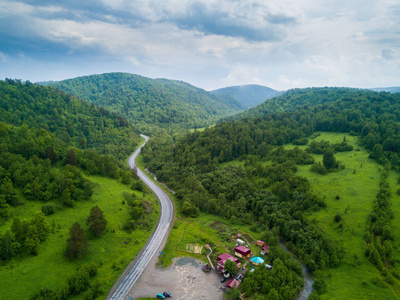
108 135 174 300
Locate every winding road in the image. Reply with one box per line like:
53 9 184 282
108 135 174 300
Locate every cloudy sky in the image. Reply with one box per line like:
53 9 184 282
0 0 399 90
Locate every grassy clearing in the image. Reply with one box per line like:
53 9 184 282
287 132 399 299
158 212 264 268
0 175 159 299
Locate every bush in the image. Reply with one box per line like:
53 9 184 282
334 213 342 223
68 270 90 295
310 162 327 175
41 203 58 216
30 288 57 300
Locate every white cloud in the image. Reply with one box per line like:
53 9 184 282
0 0 399 90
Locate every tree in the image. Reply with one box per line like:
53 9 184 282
0 177 17 206
323 149 336 170
65 222 88 259
86 206 107 237
66 149 77 166
224 259 237 277
25 225 40 255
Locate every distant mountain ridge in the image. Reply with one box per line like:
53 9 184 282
211 84 282 108
370 87 400 93
42 73 245 132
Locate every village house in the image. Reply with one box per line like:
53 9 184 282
216 253 241 272
234 245 251 258
261 244 270 255
257 240 266 247
226 278 240 289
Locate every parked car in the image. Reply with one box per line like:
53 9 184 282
156 294 165 299
163 291 172 298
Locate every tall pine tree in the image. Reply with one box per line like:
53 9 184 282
65 222 88 259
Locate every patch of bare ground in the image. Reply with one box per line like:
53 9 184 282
126 257 224 300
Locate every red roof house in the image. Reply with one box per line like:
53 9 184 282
257 240 266 247
226 278 240 289
234 245 251 258
261 245 270 255
217 253 241 271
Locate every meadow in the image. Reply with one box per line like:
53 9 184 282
0 174 159 299
287 132 399 299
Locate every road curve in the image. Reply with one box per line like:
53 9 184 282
109 134 174 300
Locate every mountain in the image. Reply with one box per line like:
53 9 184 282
370 86 400 93
227 87 368 121
43 73 245 132
0 79 140 160
211 84 282 108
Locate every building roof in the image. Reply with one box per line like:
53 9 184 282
262 245 270 252
251 256 265 264
226 279 240 288
257 240 266 245
217 253 241 267
235 245 251 255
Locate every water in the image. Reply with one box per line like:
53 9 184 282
279 241 314 300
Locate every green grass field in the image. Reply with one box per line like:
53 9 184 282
286 132 399 299
158 211 264 269
0 174 159 299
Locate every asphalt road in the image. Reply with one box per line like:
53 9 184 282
109 135 174 300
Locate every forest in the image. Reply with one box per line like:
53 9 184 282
142 87 400 299
0 79 156 299
43 72 244 133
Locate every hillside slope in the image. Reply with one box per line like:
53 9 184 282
142 87 400 299
43 73 245 131
0 79 139 159
211 84 282 108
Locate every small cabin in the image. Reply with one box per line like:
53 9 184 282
226 278 240 289
234 245 251 258
257 240 266 247
261 245 270 255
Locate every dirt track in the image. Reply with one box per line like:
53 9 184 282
126 256 224 300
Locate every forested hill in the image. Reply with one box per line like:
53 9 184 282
142 86 400 299
227 87 373 121
211 84 282 108
43 72 245 131
0 79 140 160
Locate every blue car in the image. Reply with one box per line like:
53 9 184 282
156 294 165 299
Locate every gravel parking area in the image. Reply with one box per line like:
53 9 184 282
126 257 224 300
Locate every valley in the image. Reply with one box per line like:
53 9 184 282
1 77 400 300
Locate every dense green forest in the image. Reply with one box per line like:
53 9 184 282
0 80 154 299
43 72 245 133
142 87 400 299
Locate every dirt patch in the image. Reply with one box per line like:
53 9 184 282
241 233 256 245
186 243 204 254
126 257 224 300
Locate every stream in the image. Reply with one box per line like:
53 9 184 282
279 241 314 300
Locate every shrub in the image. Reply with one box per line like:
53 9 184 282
41 203 58 216
334 213 342 223
310 162 327 175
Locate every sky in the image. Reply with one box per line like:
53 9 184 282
0 0 399 91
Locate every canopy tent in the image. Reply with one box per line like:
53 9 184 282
251 256 265 265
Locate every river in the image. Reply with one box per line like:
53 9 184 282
279 241 314 300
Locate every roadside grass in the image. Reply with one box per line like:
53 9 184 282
0 175 159 300
287 132 399 299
